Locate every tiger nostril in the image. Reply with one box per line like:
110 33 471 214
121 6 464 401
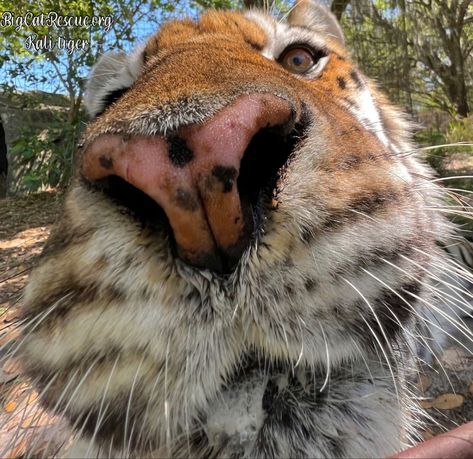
81 93 295 274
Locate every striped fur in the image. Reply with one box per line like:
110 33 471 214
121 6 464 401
12 2 467 457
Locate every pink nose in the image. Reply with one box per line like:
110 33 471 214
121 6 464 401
81 94 292 272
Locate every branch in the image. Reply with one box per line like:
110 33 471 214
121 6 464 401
47 55 73 97
243 0 266 8
330 0 351 20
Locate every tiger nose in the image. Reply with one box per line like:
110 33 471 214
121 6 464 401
81 94 292 273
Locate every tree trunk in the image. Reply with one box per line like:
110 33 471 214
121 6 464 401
0 120 8 198
456 95 470 117
456 78 470 117
444 75 470 117
331 0 351 20
243 0 266 8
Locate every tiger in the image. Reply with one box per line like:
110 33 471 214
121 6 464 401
5 0 473 457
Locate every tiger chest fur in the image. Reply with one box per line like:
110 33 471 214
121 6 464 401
17 1 451 457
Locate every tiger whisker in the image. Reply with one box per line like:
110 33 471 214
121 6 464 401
397 253 473 326
86 354 120 457
317 320 330 393
0 373 59 458
124 355 146 456
1 296 69 361
361 267 457 391
136 363 166 451
39 360 100 457
397 142 473 159
8 401 46 458
343 277 400 401
164 336 172 454
380 257 473 347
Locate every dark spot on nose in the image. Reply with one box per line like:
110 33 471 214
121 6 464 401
336 76 346 90
175 188 199 211
212 165 238 193
168 136 194 167
99 155 113 169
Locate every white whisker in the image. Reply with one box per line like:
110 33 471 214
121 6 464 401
342 277 400 401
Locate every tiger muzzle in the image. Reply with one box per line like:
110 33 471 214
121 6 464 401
81 94 293 273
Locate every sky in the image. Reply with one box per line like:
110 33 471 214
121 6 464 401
0 1 205 95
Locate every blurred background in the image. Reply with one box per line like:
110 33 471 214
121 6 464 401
0 0 472 198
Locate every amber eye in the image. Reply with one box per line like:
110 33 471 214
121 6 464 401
278 45 328 75
278 46 325 75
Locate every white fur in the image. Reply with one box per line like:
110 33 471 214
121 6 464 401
85 44 146 117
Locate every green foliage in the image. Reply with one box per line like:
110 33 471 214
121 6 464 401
420 131 448 174
2 0 471 195
342 0 473 117
0 0 179 193
446 116 473 145
422 116 473 194
193 0 238 9
10 110 85 193
1 0 269 194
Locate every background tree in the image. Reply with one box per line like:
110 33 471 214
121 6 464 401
343 0 473 117
0 0 180 124
1 0 472 198
0 0 181 193
330 0 351 19
408 0 472 117
0 120 7 198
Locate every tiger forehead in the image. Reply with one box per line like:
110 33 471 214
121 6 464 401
144 11 268 59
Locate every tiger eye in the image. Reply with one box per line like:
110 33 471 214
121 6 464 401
279 47 315 74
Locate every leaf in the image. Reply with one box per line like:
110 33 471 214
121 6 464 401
416 374 432 393
5 400 17 412
21 415 39 429
419 399 433 409
431 393 464 410
25 391 39 404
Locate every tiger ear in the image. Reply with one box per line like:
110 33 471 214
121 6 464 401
84 44 145 118
288 0 345 46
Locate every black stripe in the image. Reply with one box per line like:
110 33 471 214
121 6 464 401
336 76 347 89
365 280 423 344
350 70 364 89
322 188 403 232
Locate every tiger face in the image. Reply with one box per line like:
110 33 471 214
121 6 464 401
18 1 450 457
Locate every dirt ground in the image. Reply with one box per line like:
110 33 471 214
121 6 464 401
0 192 73 457
0 191 472 456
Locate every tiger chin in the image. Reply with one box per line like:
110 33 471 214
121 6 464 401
13 1 464 458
